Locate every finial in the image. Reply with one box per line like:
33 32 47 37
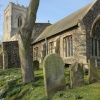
48 20 50 23
16 0 18 4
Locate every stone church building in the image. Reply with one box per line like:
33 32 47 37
1 0 100 69
32 0 100 68
1 2 51 68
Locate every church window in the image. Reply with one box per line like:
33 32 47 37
18 16 22 27
91 18 100 57
33 47 38 60
41 43 46 59
63 36 73 57
91 38 100 57
49 42 54 54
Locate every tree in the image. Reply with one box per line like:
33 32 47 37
18 0 40 83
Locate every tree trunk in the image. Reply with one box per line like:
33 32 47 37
18 0 40 83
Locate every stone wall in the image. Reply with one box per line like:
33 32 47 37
32 23 51 41
82 0 100 61
32 25 87 65
2 41 20 68
0 54 3 69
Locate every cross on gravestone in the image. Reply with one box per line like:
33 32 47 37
43 53 66 96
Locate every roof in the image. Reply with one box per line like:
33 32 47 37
31 23 51 41
32 0 97 44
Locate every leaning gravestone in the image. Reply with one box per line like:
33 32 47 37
70 62 84 88
33 60 39 70
43 53 65 96
88 59 100 84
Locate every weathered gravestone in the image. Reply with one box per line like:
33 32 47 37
33 60 39 70
70 62 84 88
43 53 66 96
88 59 100 84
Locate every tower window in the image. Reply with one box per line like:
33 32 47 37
18 16 22 27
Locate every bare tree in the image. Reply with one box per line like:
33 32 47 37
18 0 40 83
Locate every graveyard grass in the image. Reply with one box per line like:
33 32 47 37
0 68 100 100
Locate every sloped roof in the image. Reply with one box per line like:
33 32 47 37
32 0 96 44
32 23 51 41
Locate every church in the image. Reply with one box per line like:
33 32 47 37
1 2 51 68
1 0 100 69
32 0 100 68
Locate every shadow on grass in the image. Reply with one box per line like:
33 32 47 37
1 79 23 98
14 89 29 100
31 76 44 87
35 75 43 81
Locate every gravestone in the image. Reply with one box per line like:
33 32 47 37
88 59 100 84
70 62 84 88
43 53 65 96
33 60 39 70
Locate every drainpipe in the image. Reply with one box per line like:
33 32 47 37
45 37 48 55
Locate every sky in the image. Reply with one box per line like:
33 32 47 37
0 0 93 41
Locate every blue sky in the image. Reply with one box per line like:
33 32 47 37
0 0 93 41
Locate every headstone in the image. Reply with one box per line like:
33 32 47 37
88 59 100 84
33 60 39 70
70 62 84 88
43 53 65 96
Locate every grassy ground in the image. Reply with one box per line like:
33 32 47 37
0 68 100 100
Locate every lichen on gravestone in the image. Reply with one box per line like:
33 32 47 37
70 62 84 88
43 53 66 96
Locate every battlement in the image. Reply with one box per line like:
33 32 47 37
10 2 27 9
4 2 27 13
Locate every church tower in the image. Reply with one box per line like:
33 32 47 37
2 2 27 42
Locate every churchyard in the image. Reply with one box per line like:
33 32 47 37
0 54 100 100
0 68 100 100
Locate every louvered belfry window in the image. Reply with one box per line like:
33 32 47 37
18 16 22 27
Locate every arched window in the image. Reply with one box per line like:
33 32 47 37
91 18 100 57
18 16 22 27
63 35 73 57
